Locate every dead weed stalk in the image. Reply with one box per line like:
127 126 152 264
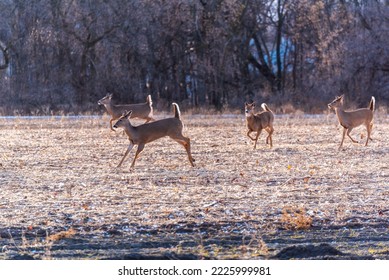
280 206 313 230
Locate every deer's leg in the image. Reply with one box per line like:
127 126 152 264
266 126 274 148
130 143 145 168
110 119 115 131
265 127 270 144
247 130 256 141
339 128 347 150
365 122 373 146
172 135 195 167
346 127 358 143
118 142 134 167
143 117 156 124
368 123 373 141
253 129 262 150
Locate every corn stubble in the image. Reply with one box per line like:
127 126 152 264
0 113 388 259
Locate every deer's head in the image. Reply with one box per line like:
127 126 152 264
113 110 132 129
98 93 113 105
328 95 344 110
245 102 256 116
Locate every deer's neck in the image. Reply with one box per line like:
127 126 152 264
246 112 255 120
103 103 114 115
123 122 136 139
246 113 257 128
335 106 345 116
334 107 349 126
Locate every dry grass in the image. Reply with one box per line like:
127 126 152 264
0 112 388 259
46 228 76 242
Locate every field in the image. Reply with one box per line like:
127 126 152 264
0 112 388 260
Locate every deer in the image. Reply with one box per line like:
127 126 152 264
328 95 375 149
245 102 274 149
112 103 195 169
98 93 155 131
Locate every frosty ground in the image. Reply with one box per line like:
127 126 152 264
0 113 388 259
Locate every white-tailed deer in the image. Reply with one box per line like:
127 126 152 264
328 95 375 149
98 93 155 131
245 102 274 149
113 103 195 169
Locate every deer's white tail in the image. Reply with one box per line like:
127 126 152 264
147 95 152 106
173 103 181 119
369 96 375 111
261 103 271 112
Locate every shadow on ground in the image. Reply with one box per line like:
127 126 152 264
1 220 388 260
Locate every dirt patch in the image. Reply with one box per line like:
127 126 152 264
0 114 388 259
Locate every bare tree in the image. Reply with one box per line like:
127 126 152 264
0 43 9 70
0 0 388 114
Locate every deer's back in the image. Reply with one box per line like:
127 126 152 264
133 117 183 143
113 103 152 119
337 108 373 128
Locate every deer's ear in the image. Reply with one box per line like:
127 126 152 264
125 110 132 118
107 93 113 98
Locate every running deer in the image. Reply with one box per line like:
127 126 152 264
98 93 155 131
245 102 274 149
328 95 375 149
112 103 195 169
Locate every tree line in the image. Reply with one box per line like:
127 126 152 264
0 0 388 115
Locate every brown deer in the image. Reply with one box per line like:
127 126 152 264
328 95 375 149
98 93 155 131
245 102 274 149
113 103 195 169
